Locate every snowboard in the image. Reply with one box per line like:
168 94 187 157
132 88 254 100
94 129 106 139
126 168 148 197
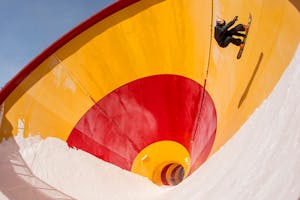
237 13 252 59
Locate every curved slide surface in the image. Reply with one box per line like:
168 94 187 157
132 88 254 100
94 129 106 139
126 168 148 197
0 0 299 199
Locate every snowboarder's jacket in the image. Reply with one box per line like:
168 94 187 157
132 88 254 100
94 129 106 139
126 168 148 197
214 17 237 47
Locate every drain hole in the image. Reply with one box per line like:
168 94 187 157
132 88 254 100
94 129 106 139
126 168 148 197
160 163 185 185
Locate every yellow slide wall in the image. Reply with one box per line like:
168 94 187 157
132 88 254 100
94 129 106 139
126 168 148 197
0 0 299 184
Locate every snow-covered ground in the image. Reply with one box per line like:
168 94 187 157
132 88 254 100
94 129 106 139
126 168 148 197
0 135 164 200
0 45 299 199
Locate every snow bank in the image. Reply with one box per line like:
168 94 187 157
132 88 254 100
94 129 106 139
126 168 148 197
0 134 165 199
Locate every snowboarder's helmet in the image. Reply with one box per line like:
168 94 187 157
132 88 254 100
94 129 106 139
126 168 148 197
216 18 225 25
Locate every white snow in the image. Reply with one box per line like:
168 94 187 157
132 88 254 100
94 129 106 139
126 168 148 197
0 45 300 199
0 135 164 200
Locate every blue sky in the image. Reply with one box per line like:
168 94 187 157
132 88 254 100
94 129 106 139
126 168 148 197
0 0 115 87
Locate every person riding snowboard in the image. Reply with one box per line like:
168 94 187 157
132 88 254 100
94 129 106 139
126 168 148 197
214 16 248 48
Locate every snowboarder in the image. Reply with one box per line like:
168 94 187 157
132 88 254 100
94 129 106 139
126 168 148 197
214 16 248 48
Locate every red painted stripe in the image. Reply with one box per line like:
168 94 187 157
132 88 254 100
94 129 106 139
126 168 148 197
190 127 216 173
67 75 217 171
0 0 140 104
67 128 131 169
161 163 172 185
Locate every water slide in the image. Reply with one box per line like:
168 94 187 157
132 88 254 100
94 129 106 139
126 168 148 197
0 0 299 199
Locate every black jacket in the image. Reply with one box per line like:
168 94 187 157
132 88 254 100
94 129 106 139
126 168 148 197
214 18 236 47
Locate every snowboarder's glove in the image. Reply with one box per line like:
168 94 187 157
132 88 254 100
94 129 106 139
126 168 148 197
234 16 238 21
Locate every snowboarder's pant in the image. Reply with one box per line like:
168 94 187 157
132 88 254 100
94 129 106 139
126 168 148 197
222 37 242 47
228 24 246 37
222 24 246 47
